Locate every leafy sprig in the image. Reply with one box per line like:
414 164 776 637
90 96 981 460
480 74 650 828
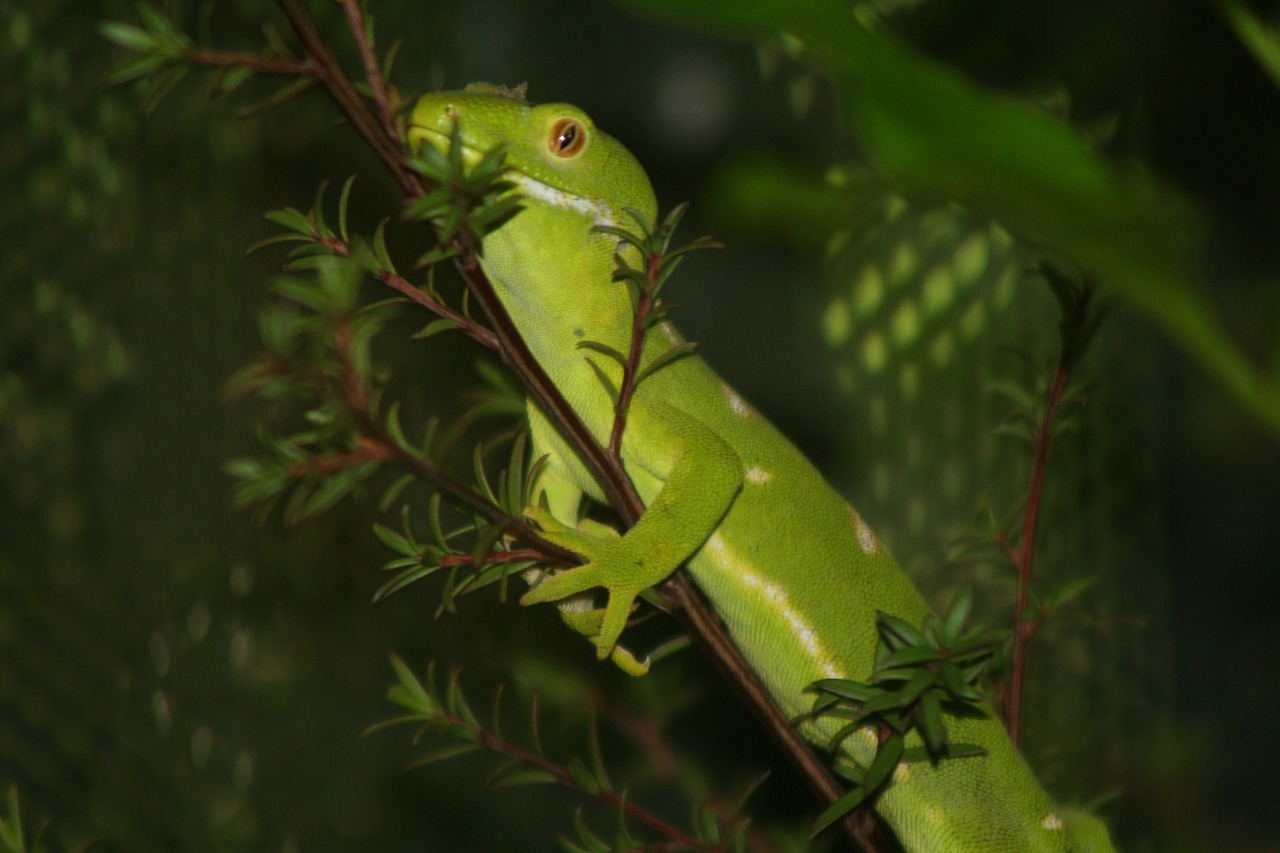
100 4 315 116
374 658 761 853
224 248 579 611
801 589 1005 836
585 204 722 460
404 121 524 254
247 177 500 352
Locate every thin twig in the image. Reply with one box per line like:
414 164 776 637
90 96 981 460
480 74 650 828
416 703 708 850
338 0 400 141
187 47 314 75
609 254 658 461
1003 359 1069 745
277 0 422 196
312 232 500 351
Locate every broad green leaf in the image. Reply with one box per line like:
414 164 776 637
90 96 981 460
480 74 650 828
616 0 1280 435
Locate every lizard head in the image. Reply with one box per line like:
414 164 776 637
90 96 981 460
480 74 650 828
408 82 657 234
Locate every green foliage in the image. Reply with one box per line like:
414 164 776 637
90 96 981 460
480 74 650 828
227 186 549 613
617 0 1280 436
100 3 314 115
405 122 523 254
370 433 544 608
594 204 723 320
374 658 761 853
576 203 720 454
218 129 791 845
802 590 1005 835
224 256 397 524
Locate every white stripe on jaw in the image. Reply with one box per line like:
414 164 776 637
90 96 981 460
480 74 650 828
507 172 623 230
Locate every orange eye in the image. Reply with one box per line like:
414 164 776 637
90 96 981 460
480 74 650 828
549 118 586 157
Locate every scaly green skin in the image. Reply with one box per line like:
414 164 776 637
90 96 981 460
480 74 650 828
409 84 1116 852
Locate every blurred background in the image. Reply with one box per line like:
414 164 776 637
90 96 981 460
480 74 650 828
3 0 1278 850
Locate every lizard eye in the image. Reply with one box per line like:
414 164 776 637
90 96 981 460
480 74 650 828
549 118 586 158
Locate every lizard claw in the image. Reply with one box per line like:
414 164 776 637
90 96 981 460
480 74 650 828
521 508 646 656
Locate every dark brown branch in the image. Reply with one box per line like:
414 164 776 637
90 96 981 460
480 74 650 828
662 575 872 846
338 0 400 141
452 244 641 517
277 0 423 196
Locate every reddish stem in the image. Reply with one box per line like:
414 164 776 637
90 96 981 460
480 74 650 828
187 47 315 76
310 232 499 352
1004 364 1068 745
337 0 400 142
419 705 707 850
608 253 658 461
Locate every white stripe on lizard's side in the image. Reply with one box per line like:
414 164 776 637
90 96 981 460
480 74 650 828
704 532 845 680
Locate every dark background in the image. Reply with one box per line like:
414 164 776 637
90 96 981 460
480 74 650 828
3 0 1278 850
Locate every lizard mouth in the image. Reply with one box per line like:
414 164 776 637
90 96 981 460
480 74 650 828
408 125 625 231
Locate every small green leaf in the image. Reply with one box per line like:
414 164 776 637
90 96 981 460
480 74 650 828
566 757 600 795
403 743 483 769
337 175 357 243
586 715 614 794
211 64 255 99
809 678 876 703
877 612 927 649
577 340 628 366
373 523 415 556
264 207 314 236
485 760 557 788
410 318 460 340
862 731 904 792
236 77 317 118
897 668 936 707
99 21 159 51
918 693 946 756
1044 574 1099 610
310 180 331 238
104 52 167 85
634 341 699 386
878 645 939 671
372 219 397 274
584 358 620 403
809 784 868 837
388 655 434 713
942 587 973 643
1 785 25 851
694 800 721 843
446 671 479 727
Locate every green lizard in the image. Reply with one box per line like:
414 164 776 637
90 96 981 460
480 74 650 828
408 83 1115 852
